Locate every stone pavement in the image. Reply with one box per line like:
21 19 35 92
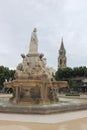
0 110 87 123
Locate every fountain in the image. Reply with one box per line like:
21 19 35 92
4 28 68 105
2 28 87 114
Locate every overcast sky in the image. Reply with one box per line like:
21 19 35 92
0 0 87 70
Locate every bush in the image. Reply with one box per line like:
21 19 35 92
66 91 80 96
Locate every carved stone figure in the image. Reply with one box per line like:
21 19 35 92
29 28 38 53
16 63 23 71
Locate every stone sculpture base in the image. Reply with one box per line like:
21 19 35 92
4 79 68 105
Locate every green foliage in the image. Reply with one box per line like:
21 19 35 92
72 66 87 77
0 66 15 89
55 66 87 80
55 66 87 92
55 67 73 80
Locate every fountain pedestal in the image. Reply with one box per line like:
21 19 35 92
4 79 68 104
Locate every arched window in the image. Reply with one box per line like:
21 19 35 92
60 59 62 65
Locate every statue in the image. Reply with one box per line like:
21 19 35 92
29 28 38 53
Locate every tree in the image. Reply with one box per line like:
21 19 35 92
55 66 87 80
0 66 15 90
72 66 87 77
55 67 73 80
55 66 87 92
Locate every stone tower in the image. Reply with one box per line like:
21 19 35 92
58 38 67 68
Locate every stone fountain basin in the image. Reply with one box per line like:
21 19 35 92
0 94 87 114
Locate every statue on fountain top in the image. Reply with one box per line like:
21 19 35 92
29 28 38 53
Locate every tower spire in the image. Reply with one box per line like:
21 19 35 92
60 37 65 50
58 38 67 68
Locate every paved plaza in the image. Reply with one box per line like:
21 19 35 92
0 94 87 130
0 110 87 130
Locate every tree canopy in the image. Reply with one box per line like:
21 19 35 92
55 66 87 80
0 66 15 89
55 66 87 91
